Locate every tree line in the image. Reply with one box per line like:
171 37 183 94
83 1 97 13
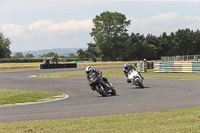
77 11 200 61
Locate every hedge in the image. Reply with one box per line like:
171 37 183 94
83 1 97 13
0 58 43 63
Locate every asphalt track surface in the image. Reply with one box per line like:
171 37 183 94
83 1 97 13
0 67 200 123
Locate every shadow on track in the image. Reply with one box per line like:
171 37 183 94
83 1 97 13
133 86 150 89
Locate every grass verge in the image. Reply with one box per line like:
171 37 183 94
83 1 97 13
0 89 59 105
34 68 200 80
0 108 200 132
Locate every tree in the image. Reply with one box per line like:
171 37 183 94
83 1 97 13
87 42 99 60
0 33 11 58
25 53 34 58
77 49 93 60
167 32 177 56
175 28 195 55
77 49 85 60
194 30 200 54
141 40 157 60
41 52 57 57
14 52 24 58
90 11 131 60
128 33 145 60
68 53 77 58
41 52 58 63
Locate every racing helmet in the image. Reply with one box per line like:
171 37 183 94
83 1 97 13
85 66 92 75
124 63 129 70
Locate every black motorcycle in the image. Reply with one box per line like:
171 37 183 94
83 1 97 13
88 73 116 97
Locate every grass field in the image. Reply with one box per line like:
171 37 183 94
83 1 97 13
0 89 59 105
0 108 200 132
0 62 41 72
1 63 200 132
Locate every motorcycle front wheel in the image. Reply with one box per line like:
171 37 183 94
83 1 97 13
97 84 108 97
135 78 144 88
139 84 144 88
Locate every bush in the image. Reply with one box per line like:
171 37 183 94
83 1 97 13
0 58 43 63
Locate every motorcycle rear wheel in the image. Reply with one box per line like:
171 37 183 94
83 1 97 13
110 88 116 95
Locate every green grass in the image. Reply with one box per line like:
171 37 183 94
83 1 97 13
35 69 200 80
0 89 59 105
0 108 200 132
143 69 200 80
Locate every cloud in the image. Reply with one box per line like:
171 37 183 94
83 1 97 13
6 12 200 40
128 12 200 35
1 12 200 51
2 19 93 39
46 19 93 32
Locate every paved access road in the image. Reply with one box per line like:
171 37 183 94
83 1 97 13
0 68 200 123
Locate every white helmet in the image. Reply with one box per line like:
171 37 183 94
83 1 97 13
124 63 129 70
85 66 92 74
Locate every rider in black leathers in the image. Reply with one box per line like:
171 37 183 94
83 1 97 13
86 66 113 90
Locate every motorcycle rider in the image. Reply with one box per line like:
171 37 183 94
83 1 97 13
123 63 144 83
86 66 113 90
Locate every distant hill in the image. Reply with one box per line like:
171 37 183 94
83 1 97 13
11 48 87 57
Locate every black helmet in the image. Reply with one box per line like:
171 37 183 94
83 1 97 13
85 66 92 75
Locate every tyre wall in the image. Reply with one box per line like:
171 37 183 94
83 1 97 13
154 61 200 73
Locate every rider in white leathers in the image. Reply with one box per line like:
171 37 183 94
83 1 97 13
123 63 144 83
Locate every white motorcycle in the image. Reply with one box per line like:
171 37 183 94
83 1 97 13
127 69 144 88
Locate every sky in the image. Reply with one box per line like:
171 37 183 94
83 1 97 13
1 0 200 52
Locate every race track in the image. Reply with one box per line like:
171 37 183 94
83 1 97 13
0 68 200 123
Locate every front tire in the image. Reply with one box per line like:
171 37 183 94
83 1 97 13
139 84 144 88
98 84 108 97
135 78 144 88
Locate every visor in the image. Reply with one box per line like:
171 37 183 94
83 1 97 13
86 71 91 74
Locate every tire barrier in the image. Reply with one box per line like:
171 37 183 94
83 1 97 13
40 63 77 69
134 61 147 73
147 62 154 69
154 61 200 73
